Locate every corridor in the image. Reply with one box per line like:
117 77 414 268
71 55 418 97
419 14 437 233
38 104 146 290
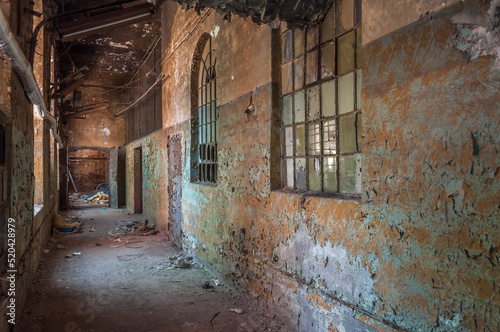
17 203 290 332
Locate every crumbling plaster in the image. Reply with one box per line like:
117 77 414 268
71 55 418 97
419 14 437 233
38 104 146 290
121 1 500 331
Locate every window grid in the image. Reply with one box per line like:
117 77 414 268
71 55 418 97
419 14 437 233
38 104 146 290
280 1 362 195
195 37 218 184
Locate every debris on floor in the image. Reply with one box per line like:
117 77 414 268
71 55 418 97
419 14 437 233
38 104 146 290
120 219 159 236
52 213 83 233
85 192 109 204
168 254 195 269
230 308 244 314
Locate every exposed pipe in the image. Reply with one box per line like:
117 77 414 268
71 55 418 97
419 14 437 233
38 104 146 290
0 8 63 146
114 73 165 117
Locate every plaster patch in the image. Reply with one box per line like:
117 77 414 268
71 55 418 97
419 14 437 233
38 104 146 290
210 25 220 38
273 225 378 308
101 128 111 136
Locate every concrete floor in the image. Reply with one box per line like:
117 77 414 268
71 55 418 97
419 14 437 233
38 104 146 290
17 203 291 332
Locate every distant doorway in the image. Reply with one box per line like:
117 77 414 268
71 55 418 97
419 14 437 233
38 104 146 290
168 135 182 247
133 147 143 214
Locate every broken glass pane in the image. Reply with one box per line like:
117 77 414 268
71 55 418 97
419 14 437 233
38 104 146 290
283 95 293 125
321 42 335 79
321 80 336 118
294 91 305 123
307 25 319 51
294 56 304 91
323 120 336 154
308 122 321 156
295 158 307 190
286 158 294 188
305 50 319 85
283 30 293 63
295 124 305 156
337 0 354 36
282 61 293 95
307 85 320 121
309 158 322 191
285 127 293 156
339 154 360 193
321 6 335 43
323 156 337 192
294 28 305 58
339 113 356 153
337 30 355 76
338 72 354 114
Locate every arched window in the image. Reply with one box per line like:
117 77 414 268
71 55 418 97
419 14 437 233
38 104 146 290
191 35 217 184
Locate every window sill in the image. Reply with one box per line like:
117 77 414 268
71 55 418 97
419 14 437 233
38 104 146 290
190 181 217 188
272 188 361 201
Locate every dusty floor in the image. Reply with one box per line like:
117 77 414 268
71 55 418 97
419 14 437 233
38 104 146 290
17 203 292 332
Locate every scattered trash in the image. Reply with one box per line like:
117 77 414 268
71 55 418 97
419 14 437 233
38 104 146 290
229 308 244 314
120 220 159 236
202 281 211 289
43 249 50 254
96 242 102 246
111 245 120 248
56 244 67 250
168 254 195 269
108 230 120 238
89 227 96 232
211 278 222 286
52 214 82 233
72 252 81 256
85 192 109 204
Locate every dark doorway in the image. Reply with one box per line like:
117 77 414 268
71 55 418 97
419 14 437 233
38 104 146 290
133 147 143 214
117 149 126 208
68 149 109 194
168 135 182 247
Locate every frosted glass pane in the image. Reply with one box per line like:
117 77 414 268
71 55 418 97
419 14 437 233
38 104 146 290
339 114 356 153
295 158 306 190
324 156 337 192
306 50 319 85
323 119 336 154
307 85 321 121
321 80 336 118
286 158 294 188
211 101 217 121
337 30 355 76
356 112 362 152
285 127 293 156
356 27 362 68
295 124 305 156
339 154 360 194
338 72 354 114
337 0 354 35
294 91 305 123
306 25 319 51
308 122 321 156
283 96 293 125
321 42 335 79
206 103 211 122
321 6 335 43
309 158 322 191
282 61 293 95
212 123 216 142
294 57 304 91
294 28 305 58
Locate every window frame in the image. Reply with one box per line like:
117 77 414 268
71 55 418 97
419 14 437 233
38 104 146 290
191 34 218 185
279 1 362 198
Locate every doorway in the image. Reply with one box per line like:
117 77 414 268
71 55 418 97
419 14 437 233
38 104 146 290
133 147 143 214
168 135 182 247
